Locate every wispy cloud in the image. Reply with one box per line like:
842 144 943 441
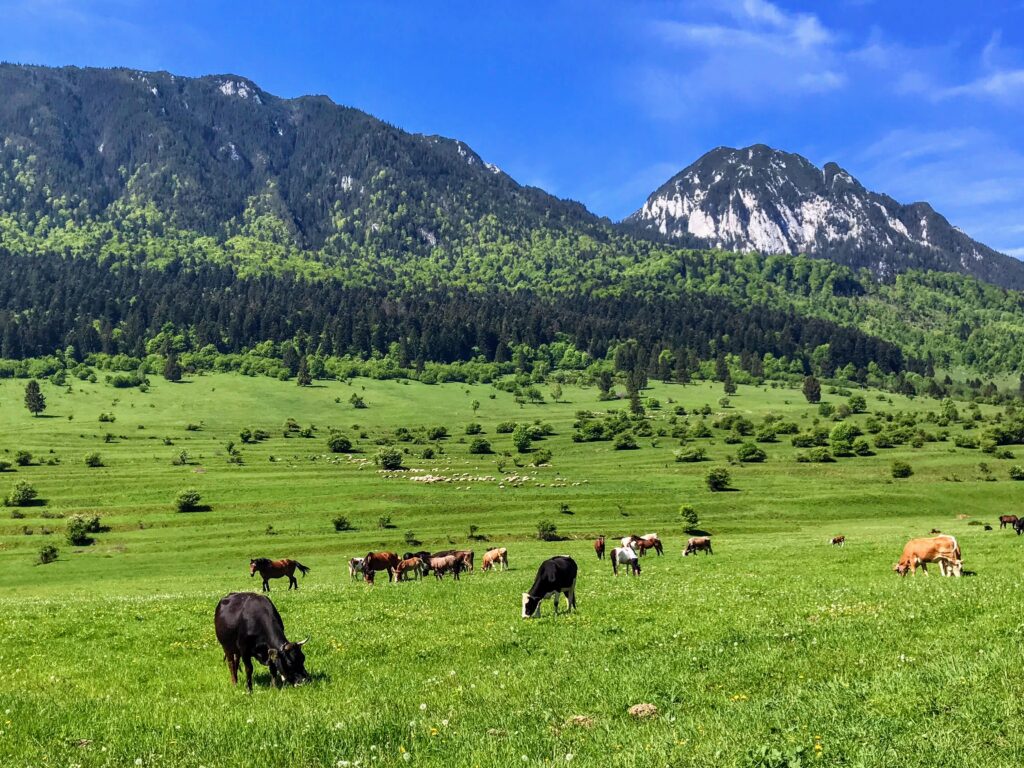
853 127 1024 256
633 0 846 117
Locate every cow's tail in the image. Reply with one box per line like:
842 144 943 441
295 562 311 577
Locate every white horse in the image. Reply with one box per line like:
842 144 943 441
611 544 640 576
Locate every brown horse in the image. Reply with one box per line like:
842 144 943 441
250 558 310 592
830 535 846 547
999 514 1019 529
631 534 663 557
363 551 400 583
594 536 606 560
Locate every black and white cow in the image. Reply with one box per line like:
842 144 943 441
521 556 577 618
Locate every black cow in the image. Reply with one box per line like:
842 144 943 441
214 592 309 691
521 556 577 618
1016 519 1024 536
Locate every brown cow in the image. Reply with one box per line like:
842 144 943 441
594 536 606 560
482 547 508 572
362 551 399 583
395 556 424 581
683 536 713 556
893 535 962 577
830 535 846 547
427 553 464 580
434 549 475 572
999 514 1019 529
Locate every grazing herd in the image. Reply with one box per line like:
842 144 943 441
218 513 1021 691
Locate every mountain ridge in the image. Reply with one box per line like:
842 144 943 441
624 143 1024 289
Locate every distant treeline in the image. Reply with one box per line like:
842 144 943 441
0 249 912 379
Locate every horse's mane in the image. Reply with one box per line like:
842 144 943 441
252 557 272 568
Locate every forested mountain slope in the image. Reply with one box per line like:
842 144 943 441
1 64 1024 380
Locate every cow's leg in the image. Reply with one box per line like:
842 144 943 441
243 656 254 692
226 654 239 686
552 594 560 615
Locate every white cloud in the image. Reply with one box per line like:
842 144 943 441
851 127 1024 256
633 1 849 118
939 68 1024 102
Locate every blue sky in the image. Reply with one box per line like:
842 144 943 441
1 0 1023 256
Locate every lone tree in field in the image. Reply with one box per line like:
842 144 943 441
163 351 183 382
511 423 532 453
296 356 312 387
706 467 731 492
24 380 46 417
802 376 821 404
679 504 700 532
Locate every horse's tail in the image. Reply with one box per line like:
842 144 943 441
295 561 310 577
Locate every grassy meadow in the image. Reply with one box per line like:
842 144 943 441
1 373 1023 767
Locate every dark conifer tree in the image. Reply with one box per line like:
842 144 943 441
24 379 46 416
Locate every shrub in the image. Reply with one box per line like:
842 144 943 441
674 446 707 463
891 461 913 479
349 393 367 409
239 428 254 443
175 488 202 512
465 422 483 435
706 467 731 492
377 514 393 529
829 422 862 456
404 530 420 546
98 412 116 423
66 514 100 546
1009 465 1024 481
512 424 532 453
852 438 874 456
84 452 103 468
427 426 449 441
954 434 979 449
536 519 559 541
421 447 436 459
679 504 700 531
796 447 834 463
495 421 516 434
37 544 59 564
332 515 353 531
736 443 767 463
613 432 638 450
375 447 404 470
14 451 32 467
327 434 353 453
7 481 38 506
531 448 553 466
0 460 12 472
468 437 492 454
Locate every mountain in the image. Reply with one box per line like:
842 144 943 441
4 64 1024 381
0 63 601 251
625 144 1024 290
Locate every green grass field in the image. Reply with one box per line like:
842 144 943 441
2 374 1023 767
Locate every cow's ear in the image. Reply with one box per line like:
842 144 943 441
267 647 279 661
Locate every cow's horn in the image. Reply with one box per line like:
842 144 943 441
296 637 309 646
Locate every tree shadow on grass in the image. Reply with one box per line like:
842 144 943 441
178 504 212 513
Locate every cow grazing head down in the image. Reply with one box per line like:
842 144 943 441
267 638 309 686
521 592 539 619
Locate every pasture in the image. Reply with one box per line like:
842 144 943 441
1 374 1023 767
